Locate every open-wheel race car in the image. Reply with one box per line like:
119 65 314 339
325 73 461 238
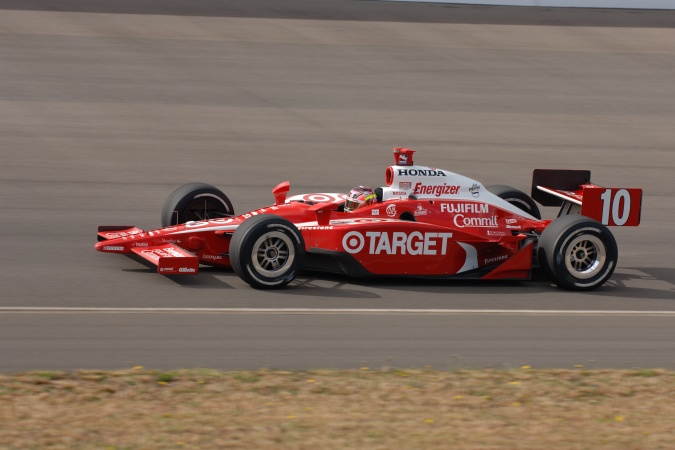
95 148 642 291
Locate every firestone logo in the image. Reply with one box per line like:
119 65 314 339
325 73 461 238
484 255 509 265
342 231 453 256
413 183 460 197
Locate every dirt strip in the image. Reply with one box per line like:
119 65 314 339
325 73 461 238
1 368 673 449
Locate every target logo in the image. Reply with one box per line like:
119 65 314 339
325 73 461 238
342 231 365 253
186 218 234 228
301 193 349 203
342 231 453 255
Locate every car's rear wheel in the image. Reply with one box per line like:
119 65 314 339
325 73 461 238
229 215 305 289
537 215 617 291
161 182 234 227
487 185 541 219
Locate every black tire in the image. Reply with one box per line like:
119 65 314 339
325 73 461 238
229 215 305 290
487 185 541 219
537 215 618 291
161 182 234 227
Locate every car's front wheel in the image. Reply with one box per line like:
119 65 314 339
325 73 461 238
161 182 234 227
537 215 618 291
229 215 305 289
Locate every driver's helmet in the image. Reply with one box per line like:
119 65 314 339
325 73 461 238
344 186 378 212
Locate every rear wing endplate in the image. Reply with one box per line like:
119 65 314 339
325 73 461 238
532 169 642 226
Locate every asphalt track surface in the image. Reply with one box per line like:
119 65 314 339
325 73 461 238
1 0 674 372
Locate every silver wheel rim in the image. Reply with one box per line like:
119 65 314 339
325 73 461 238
251 231 295 277
564 235 606 279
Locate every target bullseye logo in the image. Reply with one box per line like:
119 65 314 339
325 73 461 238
305 194 331 202
302 194 349 203
342 231 365 254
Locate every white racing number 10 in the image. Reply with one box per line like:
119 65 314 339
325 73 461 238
600 189 631 226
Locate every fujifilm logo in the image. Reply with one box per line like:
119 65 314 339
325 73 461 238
441 203 489 214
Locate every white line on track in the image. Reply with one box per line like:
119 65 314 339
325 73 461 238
2 307 675 316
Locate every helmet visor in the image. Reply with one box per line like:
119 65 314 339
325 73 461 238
344 198 363 212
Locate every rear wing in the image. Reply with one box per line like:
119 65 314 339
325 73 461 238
532 169 642 226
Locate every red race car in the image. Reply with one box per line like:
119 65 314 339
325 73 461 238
95 148 642 291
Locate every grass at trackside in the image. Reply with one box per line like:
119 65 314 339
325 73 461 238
1 368 674 449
